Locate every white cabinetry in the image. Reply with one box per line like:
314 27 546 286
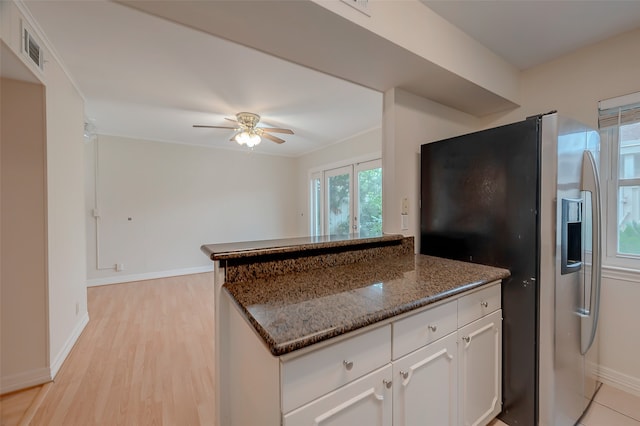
224 281 502 426
282 325 391 413
284 365 393 426
392 332 458 426
393 299 458 358
391 282 502 426
458 310 502 426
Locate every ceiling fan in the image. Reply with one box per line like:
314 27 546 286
193 112 294 147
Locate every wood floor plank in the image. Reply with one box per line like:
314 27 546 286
0 385 44 426
27 273 215 425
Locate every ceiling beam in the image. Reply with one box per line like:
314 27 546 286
118 0 520 117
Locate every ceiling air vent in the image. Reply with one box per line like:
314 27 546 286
22 24 44 71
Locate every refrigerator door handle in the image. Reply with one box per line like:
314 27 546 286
580 150 602 355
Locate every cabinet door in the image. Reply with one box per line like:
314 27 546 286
393 332 458 426
458 309 502 426
283 365 392 426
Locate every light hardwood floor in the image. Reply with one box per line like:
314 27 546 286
3 273 640 425
5 273 216 425
0 384 50 426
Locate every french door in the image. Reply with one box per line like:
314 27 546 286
310 159 382 237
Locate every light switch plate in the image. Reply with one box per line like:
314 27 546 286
401 198 409 215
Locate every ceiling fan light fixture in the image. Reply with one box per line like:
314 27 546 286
235 130 261 147
247 133 261 148
194 111 290 147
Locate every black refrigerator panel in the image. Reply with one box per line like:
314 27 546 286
420 118 540 426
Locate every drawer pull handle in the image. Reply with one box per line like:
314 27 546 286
428 324 437 332
481 301 489 308
400 371 409 380
383 379 392 389
462 336 470 343
343 360 354 371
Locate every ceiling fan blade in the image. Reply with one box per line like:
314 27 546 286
260 127 294 135
229 132 240 142
224 117 239 124
193 125 237 129
261 132 286 144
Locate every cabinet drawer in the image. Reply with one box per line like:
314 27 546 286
281 325 391 414
283 364 392 426
457 282 501 327
392 299 457 359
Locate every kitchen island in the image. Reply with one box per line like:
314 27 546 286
202 234 510 426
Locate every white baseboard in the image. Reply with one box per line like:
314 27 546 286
595 364 640 398
86 265 214 287
1 367 51 395
50 311 90 379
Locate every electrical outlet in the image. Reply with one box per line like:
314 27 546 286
401 214 409 230
116 263 125 272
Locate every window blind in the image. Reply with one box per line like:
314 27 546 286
598 91 640 129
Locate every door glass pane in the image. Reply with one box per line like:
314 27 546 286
327 171 351 236
310 175 322 236
357 167 382 237
618 185 640 255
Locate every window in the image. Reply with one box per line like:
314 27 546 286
598 92 640 266
309 159 382 237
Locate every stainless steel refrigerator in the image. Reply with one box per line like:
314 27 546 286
420 112 602 426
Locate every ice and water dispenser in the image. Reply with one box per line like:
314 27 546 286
561 198 583 275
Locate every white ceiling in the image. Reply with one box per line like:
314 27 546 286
23 1 640 156
422 0 640 70
24 1 383 157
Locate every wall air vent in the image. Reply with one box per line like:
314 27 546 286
22 24 44 71
340 0 370 16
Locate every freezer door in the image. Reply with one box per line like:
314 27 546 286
420 118 540 426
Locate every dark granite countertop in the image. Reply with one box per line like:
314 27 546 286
202 233 403 260
224 253 510 356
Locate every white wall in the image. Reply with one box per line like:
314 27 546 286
86 135 299 285
43 39 89 378
294 128 382 235
1 0 88 391
482 28 640 130
382 88 482 253
88 128 382 283
598 273 640 395
0 76 49 392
